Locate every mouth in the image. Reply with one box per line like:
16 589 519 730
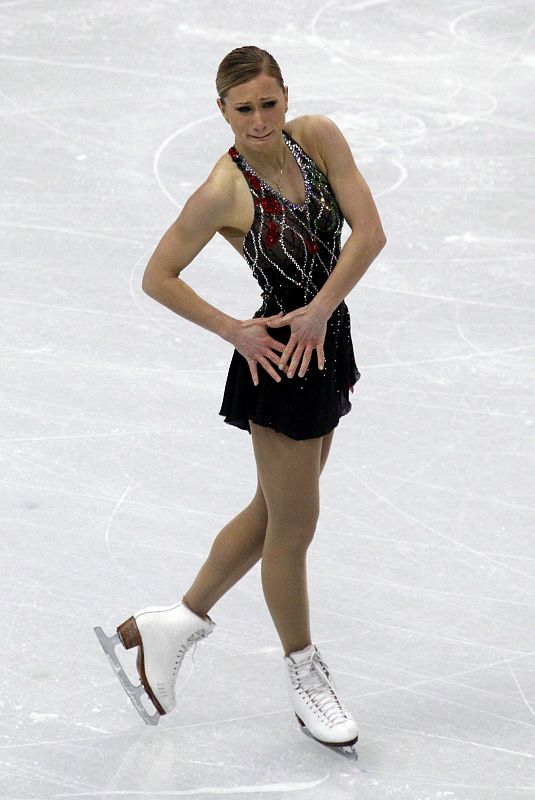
249 131 273 141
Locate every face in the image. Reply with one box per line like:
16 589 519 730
217 73 288 152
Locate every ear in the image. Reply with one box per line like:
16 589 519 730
217 97 229 123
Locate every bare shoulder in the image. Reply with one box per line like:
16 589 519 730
208 151 254 236
208 150 241 189
288 115 385 239
285 114 349 175
189 153 243 229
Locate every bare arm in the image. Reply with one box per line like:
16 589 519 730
309 114 387 318
142 178 239 343
142 172 285 385
271 115 387 377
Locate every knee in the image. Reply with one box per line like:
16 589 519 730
265 508 319 552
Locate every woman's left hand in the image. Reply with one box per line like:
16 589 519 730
268 304 328 378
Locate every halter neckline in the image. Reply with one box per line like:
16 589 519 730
231 130 311 211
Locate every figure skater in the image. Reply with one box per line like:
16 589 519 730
95 45 386 755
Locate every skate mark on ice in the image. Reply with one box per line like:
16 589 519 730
314 565 535 608
103 485 145 592
73 722 112 735
0 51 183 86
450 3 535 72
379 683 535 736
365 720 535 760
328 609 530 655
28 712 59 724
334 456 535 582
55 774 331 795
153 113 220 210
343 649 535 706
0 222 146 250
507 662 535 717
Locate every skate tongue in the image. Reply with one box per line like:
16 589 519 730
288 645 325 688
289 645 331 690
288 644 316 664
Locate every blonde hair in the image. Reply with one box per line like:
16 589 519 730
216 45 284 102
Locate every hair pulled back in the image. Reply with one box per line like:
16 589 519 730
216 45 284 102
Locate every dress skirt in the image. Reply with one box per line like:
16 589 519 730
219 300 361 440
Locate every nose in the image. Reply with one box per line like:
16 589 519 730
251 107 267 130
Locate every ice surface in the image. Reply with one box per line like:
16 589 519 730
1 1 534 798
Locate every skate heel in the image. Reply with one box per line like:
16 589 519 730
117 616 142 649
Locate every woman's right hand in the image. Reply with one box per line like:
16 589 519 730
231 313 287 386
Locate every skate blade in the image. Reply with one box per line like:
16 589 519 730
93 626 160 726
298 719 358 761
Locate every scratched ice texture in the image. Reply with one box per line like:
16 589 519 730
1 1 534 798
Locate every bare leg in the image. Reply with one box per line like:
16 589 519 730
182 429 334 621
182 483 268 618
251 423 333 657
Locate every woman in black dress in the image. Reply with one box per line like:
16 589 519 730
95 45 386 754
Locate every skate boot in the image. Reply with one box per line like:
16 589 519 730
94 602 215 725
284 643 358 755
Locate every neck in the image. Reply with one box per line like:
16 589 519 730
236 132 287 175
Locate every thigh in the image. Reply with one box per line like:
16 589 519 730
253 427 335 504
250 423 323 530
320 429 335 475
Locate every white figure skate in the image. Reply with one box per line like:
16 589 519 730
94 602 215 725
284 643 358 758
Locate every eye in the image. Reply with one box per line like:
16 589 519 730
235 101 277 113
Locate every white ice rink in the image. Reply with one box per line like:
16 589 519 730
1 1 535 798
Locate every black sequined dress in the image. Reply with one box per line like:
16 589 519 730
219 129 361 440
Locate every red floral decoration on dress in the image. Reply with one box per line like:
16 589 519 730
305 239 319 253
245 173 262 193
264 219 280 248
228 146 239 159
260 196 282 216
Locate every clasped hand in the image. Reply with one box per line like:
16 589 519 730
232 305 328 386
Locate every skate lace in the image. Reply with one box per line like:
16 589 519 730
289 650 350 727
172 627 211 695
173 628 209 675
